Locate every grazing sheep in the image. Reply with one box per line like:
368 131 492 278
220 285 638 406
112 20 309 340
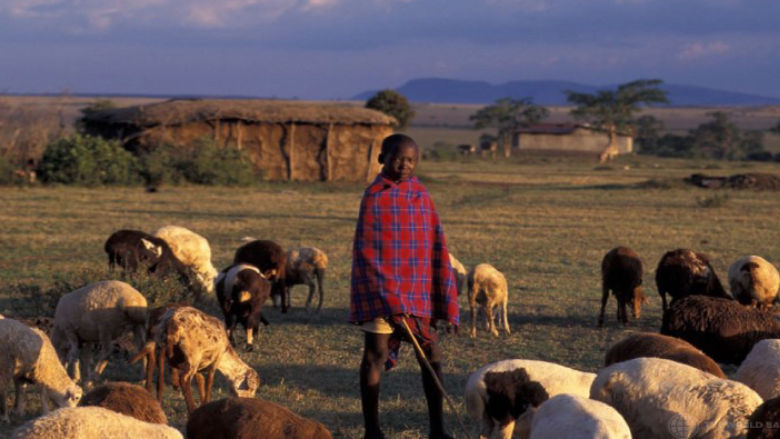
129 303 185 397
284 247 328 313
0 319 82 423
154 225 219 295
50 280 148 384
598 246 646 327
591 357 763 439
156 306 259 413
747 397 780 439
12 406 182 439
105 229 191 281
79 381 167 424
729 255 780 310
605 332 726 378
449 252 468 296
737 339 780 400
529 394 631 439
186 397 333 439
661 295 780 364
467 263 510 338
234 239 288 312
466 359 596 439
655 248 730 311
215 264 271 349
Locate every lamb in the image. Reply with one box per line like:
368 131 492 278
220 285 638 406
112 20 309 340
465 359 596 439
449 252 468 296
154 225 219 295
0 318 82 423
661 295 780 364
605 332 726 378
284 246 328 313
747 396 780 439
728 255 780 310
655 248 730 311
185 397 333 439
467 263 510 338
736 339 780 400
234 239 288 312
156 306 260 413
50 280 148 384
598 246 647 327
591 357 763 439
105 229 191 282
79 381 167 424
215 264 271 349
12 406 183 439
529 394 631 439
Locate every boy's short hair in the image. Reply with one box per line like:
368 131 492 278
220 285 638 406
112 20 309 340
378 134 418 164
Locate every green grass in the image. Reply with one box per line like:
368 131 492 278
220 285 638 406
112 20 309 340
1 155 779 437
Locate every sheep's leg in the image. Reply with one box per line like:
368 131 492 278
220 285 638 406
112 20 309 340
498 420 515 439
194 373 205 403
305 277 316 313
179 370 197 414
315 268 325 313
0 375 8 423
225 314 237 347
156 347 166 402
661 291 668 312
502 298 510 336
478 414 494 439
487 304 498 337
93 334 113 382
12 379 24 416
65 334 81 383
204 363 218 403
145 347 156 394
470 302 478 339
619 298 628 325
598 284 609 327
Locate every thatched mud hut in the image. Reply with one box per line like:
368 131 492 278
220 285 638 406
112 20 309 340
83 99 396 182
513 123 633 155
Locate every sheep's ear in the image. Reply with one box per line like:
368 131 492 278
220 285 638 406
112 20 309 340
141 239 163 257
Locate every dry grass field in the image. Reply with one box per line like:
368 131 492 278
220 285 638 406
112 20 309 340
1 154 779 437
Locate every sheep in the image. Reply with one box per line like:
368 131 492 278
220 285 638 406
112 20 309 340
50 280 148 384
154 225 219 295
529 394 631 439
661 295 780 364
105 229 191 282
284 246 328 313
465 359 596 439
655 248 730 311
12 406 183 439
747 396 780 439
449 252 468 296
79 381 167 424
215 264 271 349
736 339 780 400
156 306 260 413
128 303 185 397
467 263 510 338
605 332 726 378
598 246 647 327
591 357 763 439
234 239 288 312
0 318 82 423
185 397 333 439
728 255 780 310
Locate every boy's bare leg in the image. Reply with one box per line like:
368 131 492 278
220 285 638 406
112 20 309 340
417 341 452 439
360 332 390 439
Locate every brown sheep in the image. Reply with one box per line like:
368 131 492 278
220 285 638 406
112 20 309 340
215 264 271 350
128 303 185 398
728 255 780 310
284 247 328 313
655 248 730 312
234 239 288 313
467 263 510 338
599 246 647 327
747 396 780 439
661 295 780 364
476 368 549 439
605 332 725 378
185 397 332 439
79 382 167 424
105 230 192 282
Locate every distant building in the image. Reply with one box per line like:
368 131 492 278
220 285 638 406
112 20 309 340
83 99 397 182
513 123 633 155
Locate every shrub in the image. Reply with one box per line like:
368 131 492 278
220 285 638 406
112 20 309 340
37 134 141 186
174 138 257 186
0 156 15 185
138 144 186 187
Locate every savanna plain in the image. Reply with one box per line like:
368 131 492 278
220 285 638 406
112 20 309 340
1 155 779 438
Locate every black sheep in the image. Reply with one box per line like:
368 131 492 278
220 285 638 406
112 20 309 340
599 246 646 327
655 248 730 311
215 264 271 351
233 240 288 313
105 229 190 281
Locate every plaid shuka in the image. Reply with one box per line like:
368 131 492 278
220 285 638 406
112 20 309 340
349 174 459 327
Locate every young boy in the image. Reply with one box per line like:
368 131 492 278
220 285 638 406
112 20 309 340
350 134 459 439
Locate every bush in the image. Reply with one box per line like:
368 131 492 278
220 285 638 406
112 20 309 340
174 138 257 186
138 144 186 187
37 134 141 186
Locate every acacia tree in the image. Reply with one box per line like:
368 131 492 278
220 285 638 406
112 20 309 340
365 89 415 129
470 97 549 158
565 79 668 162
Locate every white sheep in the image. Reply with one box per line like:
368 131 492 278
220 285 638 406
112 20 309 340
285 246 328 312
467 263 510 338
51 280 148 384
465 359 596 439
449 252 468 296
0 318 82 423
529 394 631 439
154 225 218 295
736 338 780 400
728 255 780 310
12 406 182 439
591 357 763 439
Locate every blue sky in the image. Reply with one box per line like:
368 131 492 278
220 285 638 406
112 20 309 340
1 0 779 99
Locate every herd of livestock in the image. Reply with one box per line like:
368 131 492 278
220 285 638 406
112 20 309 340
1 222 780 438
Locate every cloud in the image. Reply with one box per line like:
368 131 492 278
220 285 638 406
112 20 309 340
678 41 731 60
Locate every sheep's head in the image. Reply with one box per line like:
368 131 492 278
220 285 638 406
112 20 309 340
232 369 260 398
53 383 82 408
483 368 548 426
631 286 649 320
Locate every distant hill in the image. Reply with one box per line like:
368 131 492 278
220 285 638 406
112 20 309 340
352 78 780 106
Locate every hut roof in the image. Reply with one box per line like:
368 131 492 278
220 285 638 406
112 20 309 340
84 99 397 127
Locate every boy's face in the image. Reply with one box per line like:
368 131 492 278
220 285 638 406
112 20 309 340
382 143 418 182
